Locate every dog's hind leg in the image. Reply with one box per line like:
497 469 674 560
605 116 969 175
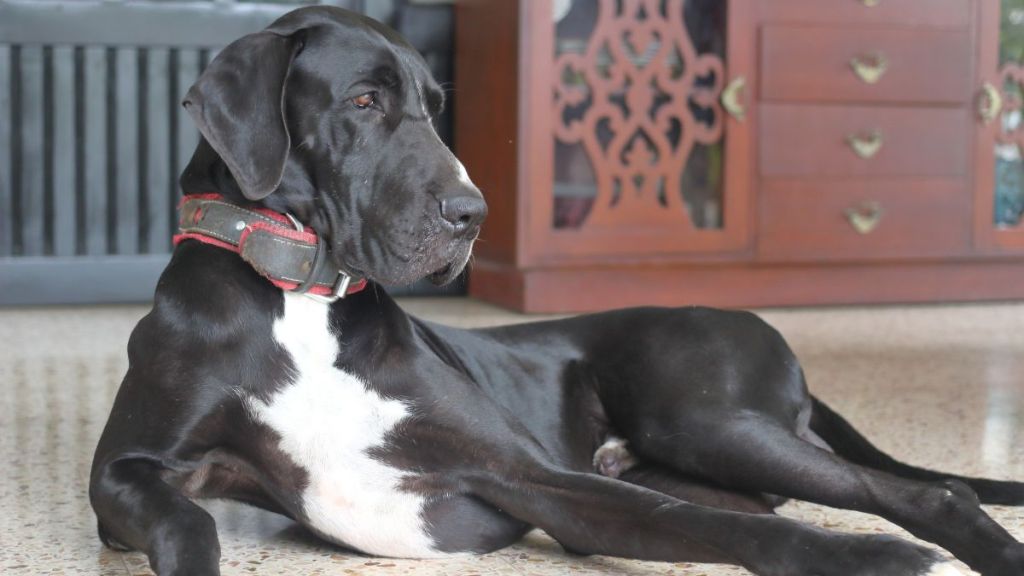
628 412 1024 576
90 458 220 576
469 462 951 575
617 464 779 515
809 396 1024 505
594 438 778 514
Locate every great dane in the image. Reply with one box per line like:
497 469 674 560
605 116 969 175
90 7 1024 576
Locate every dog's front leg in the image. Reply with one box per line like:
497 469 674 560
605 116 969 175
90 458 220 576
466 466 953 576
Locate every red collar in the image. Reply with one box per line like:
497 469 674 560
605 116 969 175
172 194 367 300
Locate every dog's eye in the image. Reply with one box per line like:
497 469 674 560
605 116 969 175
352 92 377 110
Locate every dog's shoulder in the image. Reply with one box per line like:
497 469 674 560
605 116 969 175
137 242 282 347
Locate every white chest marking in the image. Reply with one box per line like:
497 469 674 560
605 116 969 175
245 293 444 558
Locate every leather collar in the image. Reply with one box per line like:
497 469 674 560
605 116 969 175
173 194 367 300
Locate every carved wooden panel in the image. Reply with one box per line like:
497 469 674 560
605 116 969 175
552 0 726 230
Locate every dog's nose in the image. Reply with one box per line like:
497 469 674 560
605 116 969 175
440 194 488 236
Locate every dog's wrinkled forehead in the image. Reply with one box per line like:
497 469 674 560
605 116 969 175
282 8 443 119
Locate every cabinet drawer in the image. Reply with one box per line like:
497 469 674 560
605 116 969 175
757 0 971 28
758 180 969 262
761 27 972 105
760 104 969 178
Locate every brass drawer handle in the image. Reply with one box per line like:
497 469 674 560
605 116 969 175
850 53 888 84
978 82 1003 125
846 130 884 159
721 76 747 121
845 201 884 235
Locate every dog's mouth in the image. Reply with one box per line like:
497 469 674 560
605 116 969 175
338 255 463 288
427 262 457 286
331 224 475 287
427 241 476 286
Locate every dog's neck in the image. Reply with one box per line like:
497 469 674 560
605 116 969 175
180 139 248 201
180 138 325 228
174 194 365 302
177 138 372 301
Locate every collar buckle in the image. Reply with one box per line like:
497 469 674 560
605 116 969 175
332 271 353 299
286 212 355 304
305 271 353 304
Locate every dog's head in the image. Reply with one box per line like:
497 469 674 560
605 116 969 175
181 7 485 286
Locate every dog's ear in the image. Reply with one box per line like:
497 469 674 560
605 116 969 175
183 31 302 201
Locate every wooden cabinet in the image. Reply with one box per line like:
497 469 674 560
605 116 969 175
456 0 1024 313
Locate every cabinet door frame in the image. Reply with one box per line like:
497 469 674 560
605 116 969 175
974 0 1024 252
517 0 756 267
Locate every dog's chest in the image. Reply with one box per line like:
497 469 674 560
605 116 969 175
245 294 442 558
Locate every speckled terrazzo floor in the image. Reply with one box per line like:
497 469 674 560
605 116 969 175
2 298 1024 575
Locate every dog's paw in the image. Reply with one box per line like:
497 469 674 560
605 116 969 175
794 534 960 576
593 436 637 479
985 542 1024 576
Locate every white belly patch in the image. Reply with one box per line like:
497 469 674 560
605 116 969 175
245 293 444 558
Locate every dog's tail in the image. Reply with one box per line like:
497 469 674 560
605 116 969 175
809 395 1024 505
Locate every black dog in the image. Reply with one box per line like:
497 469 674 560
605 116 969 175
90 7 1024 576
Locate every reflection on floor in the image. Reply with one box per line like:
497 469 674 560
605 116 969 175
2 298 1023 575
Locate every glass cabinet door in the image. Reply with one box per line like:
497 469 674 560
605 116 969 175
976 0 1024 250
552 0 726 230
521 0 754 262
